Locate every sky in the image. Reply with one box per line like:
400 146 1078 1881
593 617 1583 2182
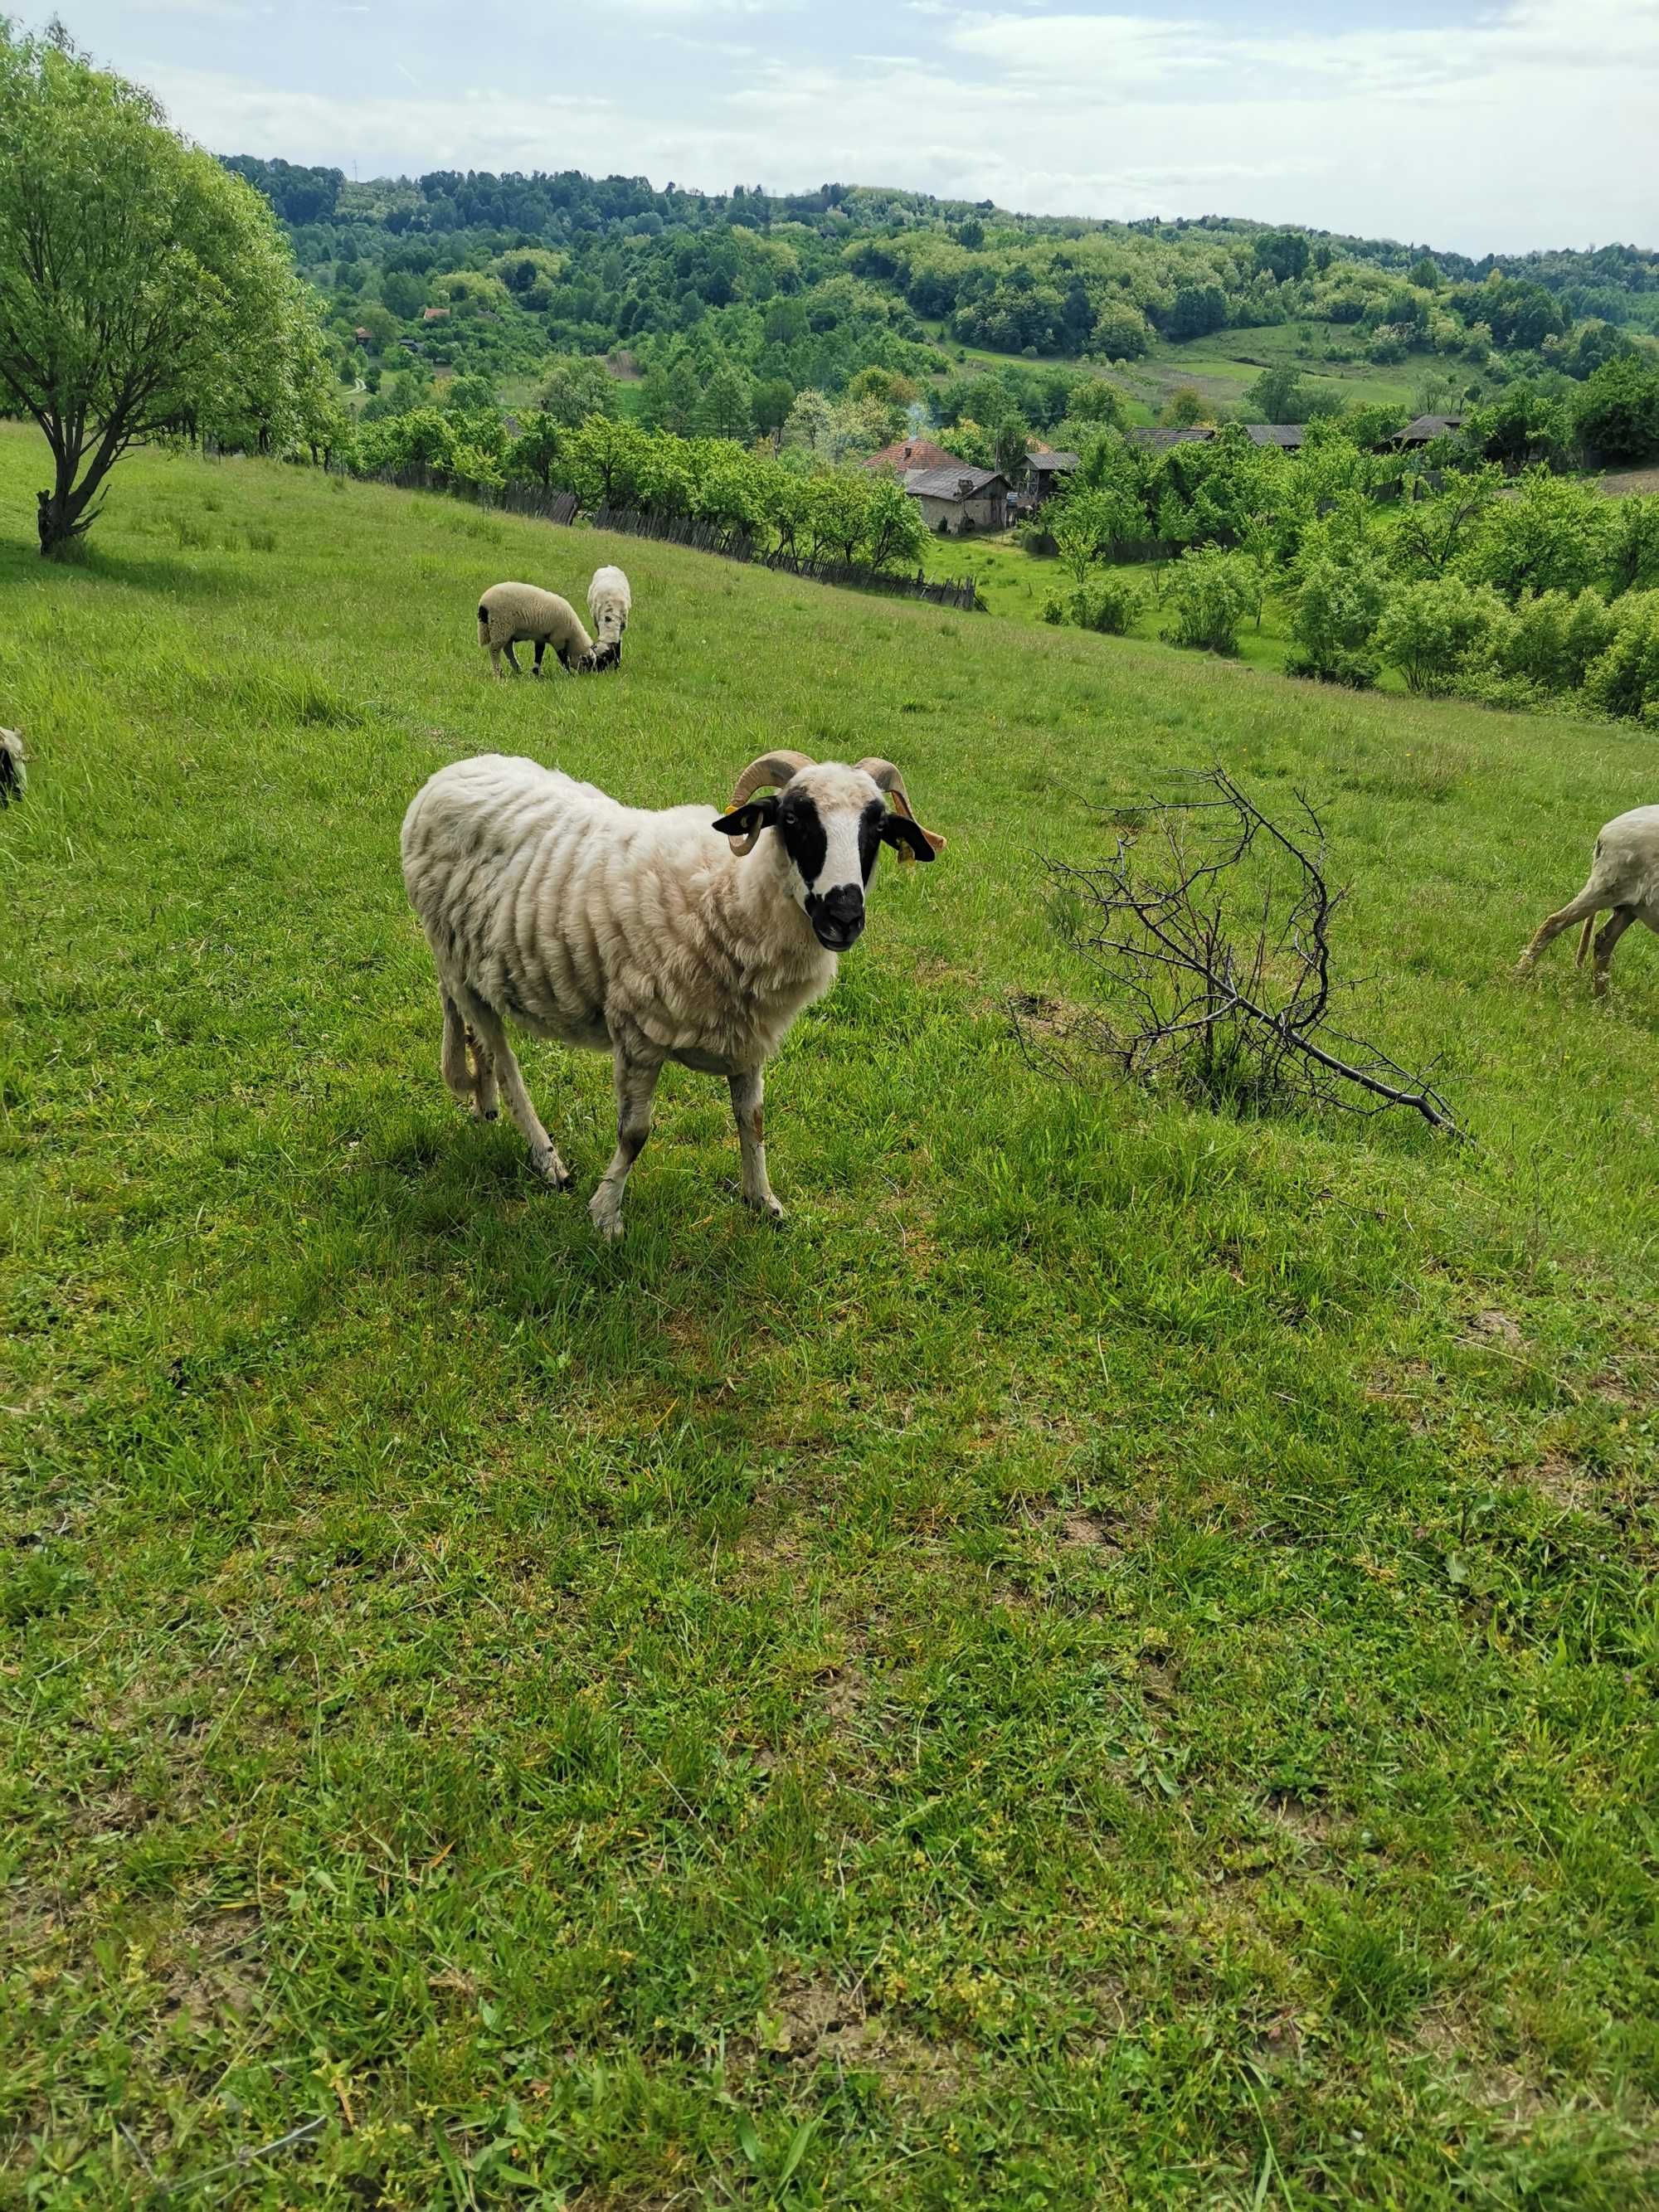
36 1 1659 254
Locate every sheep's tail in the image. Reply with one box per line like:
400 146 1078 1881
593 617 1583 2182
1574 914 1596 967
0 731 25 805
476 605 490 646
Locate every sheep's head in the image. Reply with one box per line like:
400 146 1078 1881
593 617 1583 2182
580 641 620 673
713 751 944 953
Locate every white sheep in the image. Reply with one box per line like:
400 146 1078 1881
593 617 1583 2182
475 581 615 679
586 565 631 668
401 746 943 1237
1516 805 1659 996
0 729 25 805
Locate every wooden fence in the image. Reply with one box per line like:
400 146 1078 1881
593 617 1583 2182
319 457 982 611
588 504 983 610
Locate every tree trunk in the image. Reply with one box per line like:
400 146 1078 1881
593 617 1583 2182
38 444 99 560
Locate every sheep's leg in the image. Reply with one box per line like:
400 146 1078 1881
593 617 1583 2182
1591 907 1637 998
533 639 547 677
465 1026 500 1121
503 641 524 676
487 644 507 679
1516 886 1602 972
440 991 477 1106
589 1048 663 1241
729 1069 784 1223
465 1002 571 1189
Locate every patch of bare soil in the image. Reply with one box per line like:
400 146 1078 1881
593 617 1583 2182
1262 1789 1334 1845
763 1976 963 2107
1059 1507 1126 1556
1462 1309 1523 1348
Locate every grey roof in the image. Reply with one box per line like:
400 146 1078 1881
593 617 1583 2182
905 464 1009 500
1245 424 1306 448
1028 450 1081 472
1398 413 1464 442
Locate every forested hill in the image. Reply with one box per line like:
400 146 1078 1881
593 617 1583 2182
221 154 1659 426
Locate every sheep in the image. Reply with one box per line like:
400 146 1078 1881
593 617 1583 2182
0 729 25 805
475 581 617 679
1516 805 1659 996
401 746 943 1238
586 565 631 668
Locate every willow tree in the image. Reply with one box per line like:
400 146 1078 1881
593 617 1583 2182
0 22 318 557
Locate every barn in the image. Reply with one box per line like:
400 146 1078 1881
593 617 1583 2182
905 464 1011 534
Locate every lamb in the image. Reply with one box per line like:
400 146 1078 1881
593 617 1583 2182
401 746 943 1237
475 581 616 679
586 565 631 668
1516 805 1659 996
0 729 25 805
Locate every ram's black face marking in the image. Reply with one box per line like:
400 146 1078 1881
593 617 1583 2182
857 800 883 884
776 792 828 892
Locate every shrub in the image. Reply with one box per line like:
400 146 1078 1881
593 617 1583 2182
1581 591 1659 722
1014 520 1058 557
1288 547 1387 685
1070 574 1146 634
1374 575 1504 695
1163 548 1257 654
1488 588 1616 694
1041 595 1066 625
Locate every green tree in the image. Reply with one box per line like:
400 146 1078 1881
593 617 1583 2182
0 22 315 556
1161 386 1212 428
1574 357 1659 465
1090 298 1151 361
380 268 427 320
535 354 619 429
506 411 562 489
698 359 753 440
861 474 927 571
1408 255 1441 291
752 377 794 440
1374 576 1502 694
1253 230 1311 283
1164 547 1257 653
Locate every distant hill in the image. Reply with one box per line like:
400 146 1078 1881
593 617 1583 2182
220 156 1659 420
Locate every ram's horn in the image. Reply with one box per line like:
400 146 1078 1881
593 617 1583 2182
854 758 946 858
724 749 815 855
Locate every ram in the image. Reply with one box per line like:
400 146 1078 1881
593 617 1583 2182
1516 805 1659 997
401 748 943 1237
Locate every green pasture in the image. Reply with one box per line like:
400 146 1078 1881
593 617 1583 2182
2 422 1657 2209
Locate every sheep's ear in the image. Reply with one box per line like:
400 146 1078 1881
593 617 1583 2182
712 798 778 843
880 812 942 863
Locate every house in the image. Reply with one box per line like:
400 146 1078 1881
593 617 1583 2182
1244 424 1306 450
905 464 1010 534
421 305 451 324
1396 413 1464 447
1023 449 1081 503
353 325 373 344
863 436 963 478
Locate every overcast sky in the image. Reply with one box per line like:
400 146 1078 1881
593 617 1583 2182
36 1 1659 254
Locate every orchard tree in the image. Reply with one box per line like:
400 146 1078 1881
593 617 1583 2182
0 22 314 556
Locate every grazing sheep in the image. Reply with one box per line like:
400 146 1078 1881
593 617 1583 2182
586 565 631 668
401 747 943 1237
0 729 25 805
475 581 615 679
1516 805 1659 996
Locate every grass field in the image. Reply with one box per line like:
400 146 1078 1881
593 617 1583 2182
918 533 1297 673
2 419 1658 2210
926 318 1430 425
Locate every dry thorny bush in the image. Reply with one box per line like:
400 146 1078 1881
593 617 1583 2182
1018 766 1461 1136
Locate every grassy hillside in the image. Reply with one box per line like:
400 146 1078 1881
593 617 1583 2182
2 422 1657 2209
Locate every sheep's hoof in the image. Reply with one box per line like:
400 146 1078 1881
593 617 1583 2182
589 1191 625 1240
745 1193 787 1225
531 1146 572 1189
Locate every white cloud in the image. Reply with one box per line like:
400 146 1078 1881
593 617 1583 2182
124 0 1659 250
